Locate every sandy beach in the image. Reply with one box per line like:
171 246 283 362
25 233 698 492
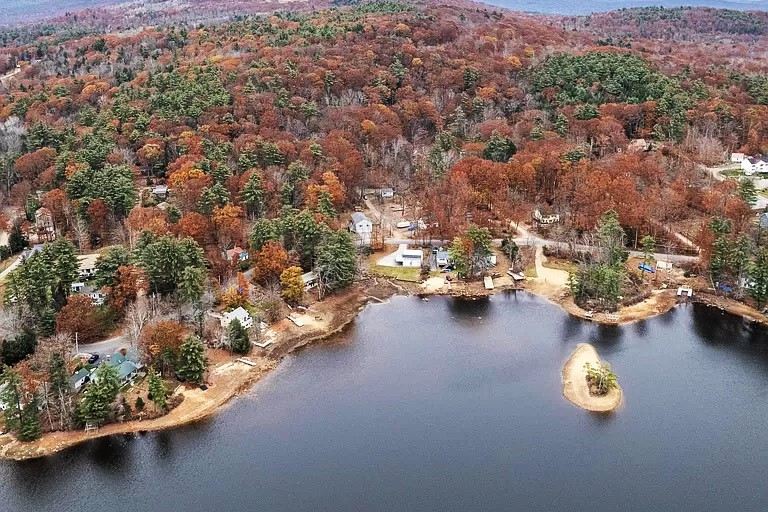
562 343 622 412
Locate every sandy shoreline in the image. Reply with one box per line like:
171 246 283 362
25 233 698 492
2 274 765 460
0 279 399 461
562 343 622 412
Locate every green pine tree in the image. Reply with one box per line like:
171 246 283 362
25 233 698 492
228 318 251 355
19 394 42 442
147 369 168 410
175 335 206 384
78 364 120 426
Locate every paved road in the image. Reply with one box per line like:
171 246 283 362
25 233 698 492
0 256 21 282
385 226 701 265
77 334 130 358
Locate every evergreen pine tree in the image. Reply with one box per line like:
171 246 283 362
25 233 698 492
147 369 168 410
175 335 206 384
19 394 42 442
228 318 250 355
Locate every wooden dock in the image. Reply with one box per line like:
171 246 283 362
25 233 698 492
484 276 494 290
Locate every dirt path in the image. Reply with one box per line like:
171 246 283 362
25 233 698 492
534 246 569 287
562 343 622 412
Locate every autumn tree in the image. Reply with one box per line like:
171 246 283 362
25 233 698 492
55 295 104 342
280 266 305 304
140 321 186 373
450 226 493 280
252 241 288 284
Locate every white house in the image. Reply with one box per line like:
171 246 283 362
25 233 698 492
731 152 746 163
221 306 254 330
302 271 319 291
77 254 100 280
741 156 768 175
394 244 423 268
349 212 373 234
152 185 169 199
71 283 107 306
533 208 560 225
70 368 92 391
350 211 373 245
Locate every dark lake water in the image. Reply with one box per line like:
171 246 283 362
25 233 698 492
3 293 768 512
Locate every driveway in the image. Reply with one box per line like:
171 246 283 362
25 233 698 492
78 334 130 358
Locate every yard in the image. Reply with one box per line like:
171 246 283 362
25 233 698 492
370 265 422 282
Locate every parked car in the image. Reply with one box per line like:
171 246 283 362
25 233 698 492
87 354 100 365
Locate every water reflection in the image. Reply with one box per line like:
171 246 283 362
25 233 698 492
4 297 768 512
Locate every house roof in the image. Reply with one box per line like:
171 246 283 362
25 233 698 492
226 246 247 259
224 306 252 323
747 156 768 165
301 271 318 284
153 185 168 193
436 251 450 259
116 361 140 381
402 249 423 258
351 212 370 224
71 368 90 382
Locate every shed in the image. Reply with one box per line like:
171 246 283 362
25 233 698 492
301 271 319 290
379 188 395 199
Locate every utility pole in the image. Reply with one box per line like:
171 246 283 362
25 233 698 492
75 331 79 356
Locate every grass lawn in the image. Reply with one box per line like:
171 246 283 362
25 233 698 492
722 169 745 177
371 265 421 282
542 257 578 274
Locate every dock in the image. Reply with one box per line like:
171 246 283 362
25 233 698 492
677 286 693 297
507 270 526 281
483 276 494 290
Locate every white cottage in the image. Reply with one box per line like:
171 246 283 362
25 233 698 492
742 156 768 175
349 212 373 234
221 307 254 329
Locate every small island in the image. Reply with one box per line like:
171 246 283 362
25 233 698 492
562 343 622 412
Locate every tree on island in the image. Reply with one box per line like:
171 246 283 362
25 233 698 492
584 362 618 396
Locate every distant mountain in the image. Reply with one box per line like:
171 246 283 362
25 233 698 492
487 0 768 15
1 0 766 27
0 0 123 25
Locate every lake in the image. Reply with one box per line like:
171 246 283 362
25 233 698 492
2 293 768 512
